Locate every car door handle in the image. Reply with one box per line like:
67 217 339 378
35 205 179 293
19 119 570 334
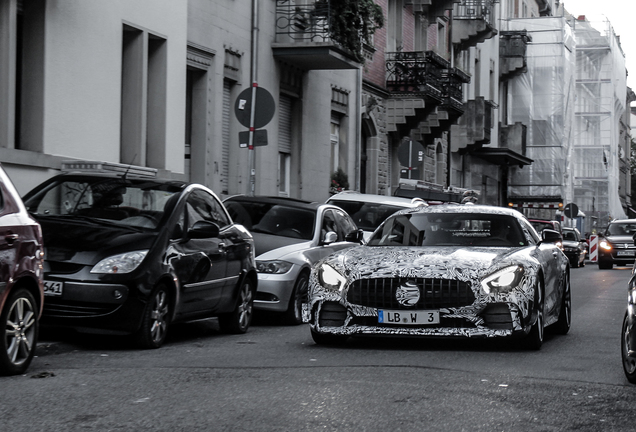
552 251 558 259
218 242 226 252
5 234 18 245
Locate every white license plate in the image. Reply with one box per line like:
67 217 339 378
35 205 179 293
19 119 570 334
43 280 63 296
617 251 635 257
378 310 440 325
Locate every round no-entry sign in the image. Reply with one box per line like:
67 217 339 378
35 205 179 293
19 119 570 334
234 87 276 129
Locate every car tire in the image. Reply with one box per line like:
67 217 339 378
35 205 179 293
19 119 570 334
598 260 613 270
219 277 254 334
136 285 171 349
553 273 571 335
622 311 636 383
526 281 544 350
310 328 348 345
0 288 39 376
283 272 309 326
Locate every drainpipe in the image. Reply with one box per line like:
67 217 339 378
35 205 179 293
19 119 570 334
355 66 362 192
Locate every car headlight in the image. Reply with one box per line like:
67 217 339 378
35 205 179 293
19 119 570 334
481 265 525 294
599 240 612 251
318 263 346 291
91 250 148 274
256 260 293 274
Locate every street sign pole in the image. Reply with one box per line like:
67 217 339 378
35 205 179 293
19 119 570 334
248 0 259 196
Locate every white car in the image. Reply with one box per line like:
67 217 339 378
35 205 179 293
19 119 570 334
327 191 426 241
223 195 363 325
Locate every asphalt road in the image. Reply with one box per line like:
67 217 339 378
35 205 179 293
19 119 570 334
2 262 636 431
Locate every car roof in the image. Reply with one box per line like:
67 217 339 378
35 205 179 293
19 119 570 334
610 219 636 224
528 219 559 224
399 203 526 219
46 171 189 187
224 194 321 211
327 191 422 207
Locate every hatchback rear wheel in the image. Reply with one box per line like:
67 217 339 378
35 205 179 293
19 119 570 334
0 288 39 375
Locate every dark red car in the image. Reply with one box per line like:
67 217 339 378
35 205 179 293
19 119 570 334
0 164 44 375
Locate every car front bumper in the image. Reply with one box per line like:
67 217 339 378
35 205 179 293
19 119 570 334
254 270 299 313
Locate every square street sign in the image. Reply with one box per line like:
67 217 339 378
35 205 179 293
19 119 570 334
239 129 268 148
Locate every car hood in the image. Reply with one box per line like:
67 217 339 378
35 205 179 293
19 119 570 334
321 245 537 282
562 240 580 248
251 232 312 259
37 217 158 265
603 234 635 245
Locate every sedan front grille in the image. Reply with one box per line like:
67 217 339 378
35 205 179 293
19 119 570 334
347 278 475 309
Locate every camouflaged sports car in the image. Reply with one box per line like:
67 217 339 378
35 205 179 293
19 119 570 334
304 204 571 350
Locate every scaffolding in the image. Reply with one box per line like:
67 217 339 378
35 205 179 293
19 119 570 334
572 17 627 229
506 17 576 220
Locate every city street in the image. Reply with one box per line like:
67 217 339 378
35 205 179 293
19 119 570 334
2 263 636 431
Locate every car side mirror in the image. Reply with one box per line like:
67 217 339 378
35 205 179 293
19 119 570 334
187 220 220 239
541 228 561 244
345 229 364 244
323 231 338 245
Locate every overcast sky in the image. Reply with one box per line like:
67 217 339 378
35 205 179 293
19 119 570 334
562 0 636 93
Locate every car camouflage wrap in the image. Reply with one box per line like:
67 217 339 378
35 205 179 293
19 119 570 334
304 204 570 345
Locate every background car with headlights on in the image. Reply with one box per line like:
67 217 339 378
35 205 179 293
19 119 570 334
597 219 636 269
561 227 586 268
22 165 257 348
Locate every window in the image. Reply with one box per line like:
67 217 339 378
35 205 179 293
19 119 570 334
186 190 230 228
330 116 340 173
121 25 167 169
278 152 290 197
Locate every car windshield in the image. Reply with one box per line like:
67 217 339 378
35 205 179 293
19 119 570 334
607 223 636 236
23 177 181 230
530 221 554 233
224 201 315 240
562 230 579 241
367 213 528 247
328 199 407 231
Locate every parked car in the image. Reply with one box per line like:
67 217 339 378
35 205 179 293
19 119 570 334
22 166 257 348
622 265 636 383
305 204 570 350
529 219 563 248
561 227 586 268
223 195 363 324
326 191 427 241
597 219 636 269
0 164 44 375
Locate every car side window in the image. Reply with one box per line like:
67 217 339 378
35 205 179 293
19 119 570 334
333 208 357 238
187 190 230 228
520 219 539 244
321 210 341 242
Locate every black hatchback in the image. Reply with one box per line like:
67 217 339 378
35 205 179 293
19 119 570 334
22 167 257 348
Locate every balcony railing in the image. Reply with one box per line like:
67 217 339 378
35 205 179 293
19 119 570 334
275 1 332 44
386 51 449 100
441 68 470 112
454 0 496 24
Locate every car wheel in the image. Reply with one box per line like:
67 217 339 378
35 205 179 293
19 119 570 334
526 281 544 350
283 272 309 326
598 260 613 270
136 285 171 349
553 273 571 335
219 278 254 334
622 312 636 383
0 288 39 376
310 328 348 345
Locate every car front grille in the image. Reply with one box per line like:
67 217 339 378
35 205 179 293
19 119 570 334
347 278 475 309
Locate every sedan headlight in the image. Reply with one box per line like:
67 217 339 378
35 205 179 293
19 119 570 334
599 240 612 251
91 250 148 274
318 263 346 291
256 260 293 274
481 265 525 294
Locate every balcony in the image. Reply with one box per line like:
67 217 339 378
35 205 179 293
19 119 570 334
472 123 533 168
450 97 495 152
385 51 448 135
411 67 470 141
272 1 361 70
500 31 532 81
452 0 498 49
